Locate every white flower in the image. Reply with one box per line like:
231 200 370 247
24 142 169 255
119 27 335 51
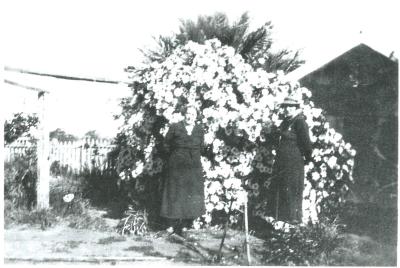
223 178 242 189
345 143 352 151
205 203 214 211
209 194 220 204
204 214 212 223
193 219 202 230
63 193 74 203
273 220 293 232
311 108 322 118
208 181 221 195
347 159 355 167
132 161 144 178
312 172 320 181
327 156 338 169
204 132 215 145
173 87 183 97
215 202 224 210
342 164 349 172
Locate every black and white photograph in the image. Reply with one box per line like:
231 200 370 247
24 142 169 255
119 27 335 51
1 0 398 266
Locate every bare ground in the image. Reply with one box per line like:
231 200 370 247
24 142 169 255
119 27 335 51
4 208 397 266
4 209 265 265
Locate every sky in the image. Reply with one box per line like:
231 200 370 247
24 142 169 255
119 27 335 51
1 0 399 138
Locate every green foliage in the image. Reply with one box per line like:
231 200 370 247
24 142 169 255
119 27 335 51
49 128 78 142
50 160 67 177
78 168 122 207
49 163 122 207
262 220 342 265
141 12 304 73
4 113 39 145
84 130 100 140
4 149 37 210
50 177 90 216
4 200 57 229
4 113 38 210
4 157 118 232
49 174 113 231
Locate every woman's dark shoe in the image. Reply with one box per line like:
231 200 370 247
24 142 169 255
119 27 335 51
174 226 183 237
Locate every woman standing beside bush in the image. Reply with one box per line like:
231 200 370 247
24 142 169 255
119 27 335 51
160 105 205 235
269 96 313 224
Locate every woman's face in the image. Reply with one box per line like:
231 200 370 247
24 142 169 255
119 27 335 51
184 107 197 125
283 106 298 118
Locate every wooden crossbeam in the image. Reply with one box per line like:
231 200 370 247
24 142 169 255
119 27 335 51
5 66 127 85
4 78 50 209
4 79 50 94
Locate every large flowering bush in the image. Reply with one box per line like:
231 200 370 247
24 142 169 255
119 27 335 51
115 39 355 226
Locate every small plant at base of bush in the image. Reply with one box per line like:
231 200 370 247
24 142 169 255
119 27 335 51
116 204 149 236
262 219 342 265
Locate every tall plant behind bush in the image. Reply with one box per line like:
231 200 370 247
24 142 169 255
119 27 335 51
142 12 304 74
114 40 355 226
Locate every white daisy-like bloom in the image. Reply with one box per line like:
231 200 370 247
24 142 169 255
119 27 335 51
204 214 212 223
312 172 321 181
327 156 338 169
63 193 74 203
193 219 202 230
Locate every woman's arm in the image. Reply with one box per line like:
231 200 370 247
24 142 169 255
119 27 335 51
199 124 206 154
295 117 313 163
163 124 175 157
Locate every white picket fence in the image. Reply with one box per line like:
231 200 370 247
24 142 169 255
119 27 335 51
5 137 116 172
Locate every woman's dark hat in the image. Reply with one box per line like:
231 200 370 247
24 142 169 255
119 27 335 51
280 96 300 107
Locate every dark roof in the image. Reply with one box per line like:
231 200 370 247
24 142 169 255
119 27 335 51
300 43 398 85
298 43 398 117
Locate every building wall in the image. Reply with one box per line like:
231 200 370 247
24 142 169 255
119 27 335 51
299 50 398 206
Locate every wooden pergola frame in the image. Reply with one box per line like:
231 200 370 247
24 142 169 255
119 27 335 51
4 66 126 209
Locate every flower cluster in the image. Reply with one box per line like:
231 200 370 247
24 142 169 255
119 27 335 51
117 39 355 224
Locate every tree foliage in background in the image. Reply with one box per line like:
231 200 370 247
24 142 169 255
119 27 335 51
140 12 304 74
4 113 39 145
49 128 78 142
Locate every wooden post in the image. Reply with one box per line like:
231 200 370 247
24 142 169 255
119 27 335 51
36 91 50 209
244 192 252 265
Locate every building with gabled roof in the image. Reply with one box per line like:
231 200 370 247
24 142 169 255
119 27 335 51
297 43 398 206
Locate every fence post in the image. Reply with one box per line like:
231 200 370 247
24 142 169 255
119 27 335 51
36 91 50 209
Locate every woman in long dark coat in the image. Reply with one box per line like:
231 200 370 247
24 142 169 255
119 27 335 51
269 97 313 224
161 106 205 235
